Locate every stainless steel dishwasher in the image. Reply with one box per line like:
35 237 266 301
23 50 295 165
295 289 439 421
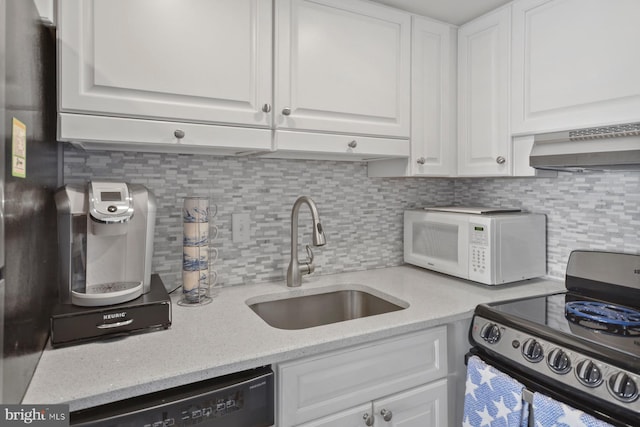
70 366 274 427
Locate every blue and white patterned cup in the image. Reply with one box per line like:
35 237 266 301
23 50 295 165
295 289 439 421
183 197 213 223
182 269 217 302
183 246 218 271
183 223 218 246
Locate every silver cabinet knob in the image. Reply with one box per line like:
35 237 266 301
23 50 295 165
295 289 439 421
496 156 506 164
282 107 292 116
417 157 426 165
348 140 357 149
262 103 272 113
362 413 374 426
174 129 185 139
380 409 393 422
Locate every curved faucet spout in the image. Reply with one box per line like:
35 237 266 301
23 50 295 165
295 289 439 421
287 196 326 287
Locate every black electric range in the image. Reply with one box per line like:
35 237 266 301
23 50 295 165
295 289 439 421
469 250 639 427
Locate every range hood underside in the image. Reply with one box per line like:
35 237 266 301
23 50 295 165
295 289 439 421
530 132 640 171
530 149 640 171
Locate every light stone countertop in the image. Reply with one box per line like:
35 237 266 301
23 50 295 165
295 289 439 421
23 265 564 411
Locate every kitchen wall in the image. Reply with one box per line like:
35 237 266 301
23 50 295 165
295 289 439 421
63 146 453 289
63 147 640 288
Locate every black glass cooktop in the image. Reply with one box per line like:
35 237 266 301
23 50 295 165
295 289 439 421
487 292 640 359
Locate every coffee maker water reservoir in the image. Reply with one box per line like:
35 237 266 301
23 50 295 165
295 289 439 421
55 181 156 306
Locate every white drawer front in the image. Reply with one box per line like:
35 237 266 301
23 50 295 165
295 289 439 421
278 327 447 426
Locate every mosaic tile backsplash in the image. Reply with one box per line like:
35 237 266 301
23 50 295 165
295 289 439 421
64 146 640 288
63 147 453 289
453 172 640 279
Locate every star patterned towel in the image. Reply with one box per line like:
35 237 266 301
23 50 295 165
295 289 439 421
463 356 529 427
532 392 614 427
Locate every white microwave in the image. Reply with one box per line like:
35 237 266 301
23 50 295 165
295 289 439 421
404 208 546 285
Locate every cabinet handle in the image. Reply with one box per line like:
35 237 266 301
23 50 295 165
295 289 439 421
262 103 271 113
380 409 393 422
417 157 426 165
348 140 357 149
174 129 185 140
282 107 292 116
496 156 506 164
362 413 374 426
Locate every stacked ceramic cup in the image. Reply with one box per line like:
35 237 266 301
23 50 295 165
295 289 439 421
180 197 218 306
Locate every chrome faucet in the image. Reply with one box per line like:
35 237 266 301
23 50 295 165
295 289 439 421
287 196 326 287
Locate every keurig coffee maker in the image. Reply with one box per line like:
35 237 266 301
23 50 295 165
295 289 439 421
51 181 171 347
55 181 156 306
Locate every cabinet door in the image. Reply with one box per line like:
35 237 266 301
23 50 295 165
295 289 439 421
277 328 447 426
512 0 640 134
411 16 456 176
373 380 448 427
457 6 511 176
275 0 411 138
297 403 372 427
59 0 272 127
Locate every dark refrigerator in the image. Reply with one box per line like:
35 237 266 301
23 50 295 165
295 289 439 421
0 0 59 403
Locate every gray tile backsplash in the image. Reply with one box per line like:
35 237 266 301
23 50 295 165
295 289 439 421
63 146 453 289
64 146 639 288
453 172 640 279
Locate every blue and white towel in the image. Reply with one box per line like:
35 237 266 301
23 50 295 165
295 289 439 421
532 392 614 427
463 356 529 427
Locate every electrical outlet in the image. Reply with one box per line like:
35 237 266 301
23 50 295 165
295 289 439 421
232 213 251 243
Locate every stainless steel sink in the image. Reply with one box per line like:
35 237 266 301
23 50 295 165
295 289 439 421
247 286 407 330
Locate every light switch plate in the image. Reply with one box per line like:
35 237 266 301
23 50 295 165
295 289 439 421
232 213 251 243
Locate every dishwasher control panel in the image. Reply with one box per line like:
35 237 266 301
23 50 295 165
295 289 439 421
70 367 274 427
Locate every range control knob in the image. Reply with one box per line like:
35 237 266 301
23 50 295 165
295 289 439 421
521 338 544 363
608 372 639 402
547 348 571 374
575 360 603 387
479 323 501 344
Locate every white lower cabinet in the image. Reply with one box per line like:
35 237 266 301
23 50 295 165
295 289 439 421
276 327 448 427
298 380 447 427
296 403 371 427
371 380 448 427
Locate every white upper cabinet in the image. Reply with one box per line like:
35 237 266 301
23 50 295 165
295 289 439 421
457 6 511 176
511 0 640 134
410 17 457 176
367 16 456 177
58 0 273 153
274 0 411 138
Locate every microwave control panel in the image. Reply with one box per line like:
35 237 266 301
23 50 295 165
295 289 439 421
469 222 490 281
